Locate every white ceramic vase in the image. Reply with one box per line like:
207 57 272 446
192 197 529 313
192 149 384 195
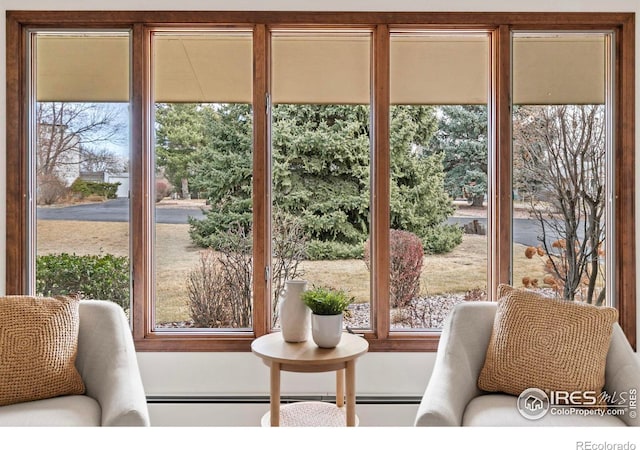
311 313 343 348
279 280 310 343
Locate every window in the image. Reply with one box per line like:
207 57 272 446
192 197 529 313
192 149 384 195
511 32 611 306
5 12 635 351
270 30 372 331
151 30 254 331
388 31 490 330
30 31 132 313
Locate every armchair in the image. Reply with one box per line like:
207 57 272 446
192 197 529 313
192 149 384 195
414 301 640 426
0 299 150 426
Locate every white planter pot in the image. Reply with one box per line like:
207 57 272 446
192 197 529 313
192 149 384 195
311 313 343 348
278 280 310 342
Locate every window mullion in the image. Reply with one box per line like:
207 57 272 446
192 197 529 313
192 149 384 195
131 23 151 340
372 24 390 338
253 24 270 337
6 16 29 295
616 20 636 349
490 24 513 298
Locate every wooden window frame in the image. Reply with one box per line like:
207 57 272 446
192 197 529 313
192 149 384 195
5 11 635 352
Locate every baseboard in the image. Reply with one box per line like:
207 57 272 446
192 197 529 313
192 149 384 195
147 397 421 426
146 394 422 405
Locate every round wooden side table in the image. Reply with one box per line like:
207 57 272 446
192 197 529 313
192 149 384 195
251 332 369 427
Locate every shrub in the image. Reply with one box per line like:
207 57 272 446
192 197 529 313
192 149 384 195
422 223 463 254
364 229 424 308
36 253 130 311
271 213 307 325
306 240 364 260
187 219 306 328
70 179 120 199
37 174 68 205
156 178 173 202
187 248 247 328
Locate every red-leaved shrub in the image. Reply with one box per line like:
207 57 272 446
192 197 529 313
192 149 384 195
155 178 173 202
364 229 424 308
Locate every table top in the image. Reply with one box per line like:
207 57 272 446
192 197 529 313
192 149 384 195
251 332 369 366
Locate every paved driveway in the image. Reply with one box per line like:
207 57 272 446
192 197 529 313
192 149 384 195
38 198 556 248
447 216 569 248
37 198 205 224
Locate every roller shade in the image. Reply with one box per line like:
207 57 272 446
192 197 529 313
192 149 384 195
390 34 489 105
513 35 605 105
153 33 253 103
271 34 371 104
34 32 606 105
36 34 130 102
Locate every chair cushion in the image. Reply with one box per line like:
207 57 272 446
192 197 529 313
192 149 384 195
0 295 85 406
477 285 617 402
0 395 101 426
463 394 626 426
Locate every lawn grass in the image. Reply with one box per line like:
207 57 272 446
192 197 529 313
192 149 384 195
36 220 549 324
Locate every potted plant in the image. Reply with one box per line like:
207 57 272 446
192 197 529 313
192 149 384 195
301 286 353 348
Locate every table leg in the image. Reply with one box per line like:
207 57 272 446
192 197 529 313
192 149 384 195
336 369 345 407
345 360 356 426
270 362 281 427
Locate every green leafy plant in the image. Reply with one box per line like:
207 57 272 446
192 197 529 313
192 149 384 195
70 179 120 199
301 286 353 316
36 253 130 312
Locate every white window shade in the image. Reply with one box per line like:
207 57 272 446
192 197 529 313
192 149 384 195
36 34 130 102
390 34 489 105
271 34 371 105
34 33 605 106
513 35 605 105
153 33 253 103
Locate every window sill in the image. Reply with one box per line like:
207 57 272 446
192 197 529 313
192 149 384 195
133 331 442 352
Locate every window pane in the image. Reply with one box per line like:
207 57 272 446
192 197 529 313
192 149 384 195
512 33 608 305
34 32 131 313
271 31 372 330
152 31 253 329
389 32 490 330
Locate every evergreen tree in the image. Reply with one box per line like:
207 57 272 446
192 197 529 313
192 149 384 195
188 104 253 247
429 105 488 207
390 105 454 238
272 104 370 248
155 103 210 198
188 103 461 256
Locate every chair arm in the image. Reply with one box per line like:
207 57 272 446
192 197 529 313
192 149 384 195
604 323 640 426
414 301 497 426
75 300 150 426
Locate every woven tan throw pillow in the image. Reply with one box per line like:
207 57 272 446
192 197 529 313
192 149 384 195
0 295 85 406
478 285 617 399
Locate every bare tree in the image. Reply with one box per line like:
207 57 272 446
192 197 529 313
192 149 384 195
186 249 235 328
186 216 306 329
35 102 126 203
514 105 606 305
271 212 307 326
186 226 252 329
80 147 127 174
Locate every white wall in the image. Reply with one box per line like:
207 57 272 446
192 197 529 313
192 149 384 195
1 0 638 427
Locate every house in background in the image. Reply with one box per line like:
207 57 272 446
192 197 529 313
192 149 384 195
80 171 130 198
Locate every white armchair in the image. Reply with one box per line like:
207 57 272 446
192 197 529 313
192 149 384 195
414 301 640 426
0 300 150 426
